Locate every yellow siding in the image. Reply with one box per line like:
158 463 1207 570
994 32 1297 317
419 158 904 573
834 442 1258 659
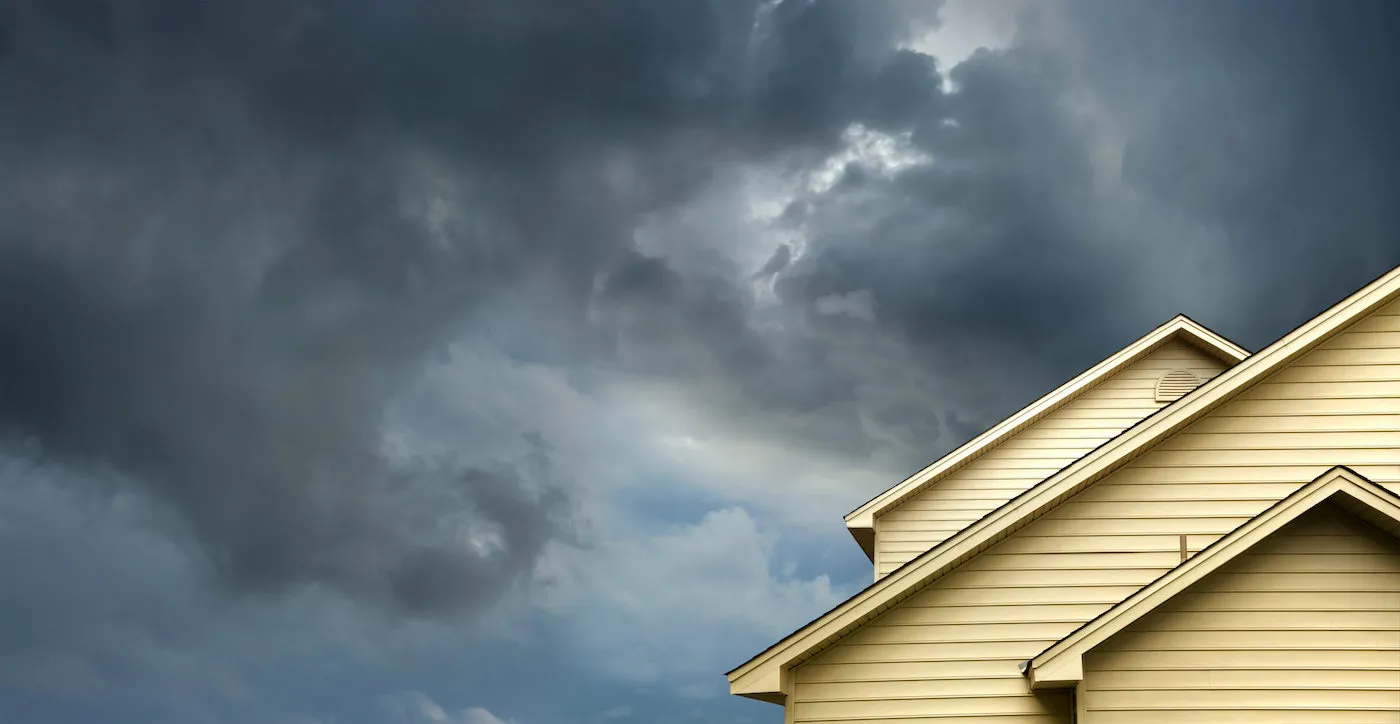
1079 504 1400 723
875 339 1228 577
789 299 1400 722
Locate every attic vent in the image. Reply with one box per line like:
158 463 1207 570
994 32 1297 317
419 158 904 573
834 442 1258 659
1155 368 1201 403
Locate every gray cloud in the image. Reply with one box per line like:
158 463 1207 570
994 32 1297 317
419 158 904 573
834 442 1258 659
0 0 952 617
1049 0 1400 343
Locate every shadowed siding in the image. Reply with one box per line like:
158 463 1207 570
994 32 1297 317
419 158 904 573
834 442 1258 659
1080 504 1400 723
789 299 1400 723
876 339 1228 577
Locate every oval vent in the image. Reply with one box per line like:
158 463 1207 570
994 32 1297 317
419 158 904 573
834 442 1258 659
1155 368 1201 403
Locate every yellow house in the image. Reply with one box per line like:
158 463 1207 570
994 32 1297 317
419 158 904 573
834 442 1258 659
728 266 1400 722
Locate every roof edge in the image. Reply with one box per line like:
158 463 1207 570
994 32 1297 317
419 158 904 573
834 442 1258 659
1027 466 1400 689
843 315 1248 539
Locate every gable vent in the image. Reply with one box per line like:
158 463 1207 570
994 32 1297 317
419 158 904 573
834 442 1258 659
1155 368 1201 403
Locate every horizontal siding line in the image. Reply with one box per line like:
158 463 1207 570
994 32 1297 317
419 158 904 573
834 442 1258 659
1109 372 1222 380
1015 426 1129 433
1098 665 1400 672
1091 685 1400 692
1027 421 1148 428
797 675 1028 685
895 600 1136 609
880 603 1110 610
794 718 1056 724
932 457 1094 464
985 554 1181 560
1033 514 1255 520
800 700 1058 716
1233 550 1399 556
1058 497 1288 503
1008 529 1226 534
1098 646 1400 653
1236 392 1400 400
1148 608 1400 614
843 635 1062 644
1115 626 1400 633
1285 361 1400 368
1130 462 1399 469
1152 443 1400 452
958 565 1178 572
795 717 1056 724
930 583 1158 590
1301 345 1400 351
882 512 996 520
1137 588 1400 594
804 656 1046 665
868 620 1088 629
799 693 1035 704
795 714 1052 716
893 501 1020 508
889 490 1028 498
1208 410 1400 417
1184 425 1400 433
1086 706 1400 713
984 549 1182 555
1100 480 1400 486
1153 434 1394 445
1061 405 1170 410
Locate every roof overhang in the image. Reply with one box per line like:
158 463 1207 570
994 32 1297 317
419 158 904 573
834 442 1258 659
1027 466 1400 689
728 264 1400 702
843 315 1250 559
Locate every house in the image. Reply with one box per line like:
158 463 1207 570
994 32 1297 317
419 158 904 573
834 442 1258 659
727 265 1400 722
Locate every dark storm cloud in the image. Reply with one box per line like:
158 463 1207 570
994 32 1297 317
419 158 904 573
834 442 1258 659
773 0 1400 432
775 44 1142 419
0 0 949 614
2 0 1398 633
1054 0 1400 347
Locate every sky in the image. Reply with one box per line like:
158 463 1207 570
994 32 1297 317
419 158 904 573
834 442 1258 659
1 1 1399 722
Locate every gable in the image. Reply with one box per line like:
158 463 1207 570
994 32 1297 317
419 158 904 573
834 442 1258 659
1029 465 1400 688
729 264 1400 704
874 337 1230 578
1074 502 1400 722
844 317 1249 560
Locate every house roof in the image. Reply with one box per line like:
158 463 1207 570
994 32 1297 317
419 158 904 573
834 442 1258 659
843 315 1250 559
727 263 1400 703
1026 465 1400 689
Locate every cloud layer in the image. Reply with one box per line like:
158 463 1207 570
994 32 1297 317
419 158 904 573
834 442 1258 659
3 0 1400 722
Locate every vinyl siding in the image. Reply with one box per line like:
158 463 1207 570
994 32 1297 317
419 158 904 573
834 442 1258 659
788 298 1400 723
1079 504 1400 723
874 339 1228 577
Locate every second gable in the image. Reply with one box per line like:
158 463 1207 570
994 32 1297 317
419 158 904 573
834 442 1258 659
874 338 1230 577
